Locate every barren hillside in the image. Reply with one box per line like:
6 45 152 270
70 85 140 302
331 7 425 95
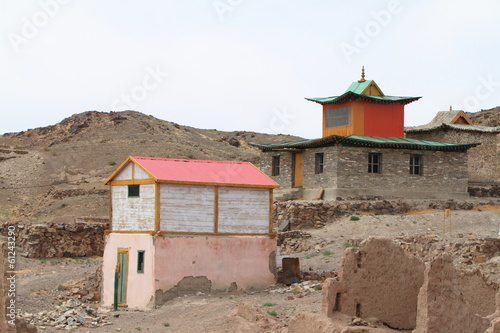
0 110 302 223
467 106 500 127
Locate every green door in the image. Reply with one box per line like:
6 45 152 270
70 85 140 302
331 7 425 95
116 249 128 305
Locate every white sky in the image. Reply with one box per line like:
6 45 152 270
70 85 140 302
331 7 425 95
1 0 499 138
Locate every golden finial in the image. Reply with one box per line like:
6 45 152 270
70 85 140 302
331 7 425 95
358 66 366 83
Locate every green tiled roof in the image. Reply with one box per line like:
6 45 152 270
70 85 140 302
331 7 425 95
346 80 373 94
306 92 421 105
251 135 480 152
306 79 421 105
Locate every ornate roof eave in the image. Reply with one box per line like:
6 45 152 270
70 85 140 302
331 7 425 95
251 135 480 153
305 92 421 106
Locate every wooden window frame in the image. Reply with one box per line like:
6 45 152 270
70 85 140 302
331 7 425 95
325 107 351 128
409 154 423 175
315 153 324 174
271 155 281 176
128 184 140 198
368 153 382 174
137 250 145 273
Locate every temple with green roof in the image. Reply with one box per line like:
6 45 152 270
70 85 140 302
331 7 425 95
253 69 481 200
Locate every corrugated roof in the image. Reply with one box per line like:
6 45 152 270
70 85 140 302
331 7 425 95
105 156 279 188
251 135 480 152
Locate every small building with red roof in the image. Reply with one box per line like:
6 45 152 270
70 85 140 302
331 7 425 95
101 156 279 308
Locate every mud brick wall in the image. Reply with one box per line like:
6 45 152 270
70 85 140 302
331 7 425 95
3 222 108 258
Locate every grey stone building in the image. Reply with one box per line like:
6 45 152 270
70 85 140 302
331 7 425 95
253 135 478 200
254 71 485 200
405 110 499 183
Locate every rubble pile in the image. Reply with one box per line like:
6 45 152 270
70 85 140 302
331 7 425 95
59 265 102 303
19 299 112 330
278 230 332 254
269 280 323 299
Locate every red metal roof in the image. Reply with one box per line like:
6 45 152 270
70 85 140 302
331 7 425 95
107 156 279 188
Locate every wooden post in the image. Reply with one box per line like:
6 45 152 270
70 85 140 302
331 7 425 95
443 209 451 238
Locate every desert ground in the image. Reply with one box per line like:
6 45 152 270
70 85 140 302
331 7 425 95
15 205 500 333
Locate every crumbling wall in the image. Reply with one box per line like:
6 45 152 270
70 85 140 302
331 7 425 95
413 255 491 333
322 238 425 330
3 222 108 258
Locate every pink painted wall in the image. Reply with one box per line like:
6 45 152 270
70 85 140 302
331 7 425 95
154 236 277 292
101 234 155 308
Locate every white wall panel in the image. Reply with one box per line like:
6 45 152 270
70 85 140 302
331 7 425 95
114 162 133 180
160 184 215 232
135 165 151 179
218 187 269 234
112 184 155 231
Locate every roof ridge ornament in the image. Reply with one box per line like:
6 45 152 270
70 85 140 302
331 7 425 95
449 105 453 111
358 66 366 83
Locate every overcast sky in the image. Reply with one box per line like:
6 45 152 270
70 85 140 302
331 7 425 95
1 0 499 138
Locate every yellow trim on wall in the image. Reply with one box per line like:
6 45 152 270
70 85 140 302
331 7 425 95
156 179 278 188
154 183 160 232
105 230 155 235
214 186 219 233
158 231 273 237
108 184 113 231
108 179 156 185
269 188 274 235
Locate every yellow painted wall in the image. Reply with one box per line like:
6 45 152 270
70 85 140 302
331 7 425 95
322 102 365 137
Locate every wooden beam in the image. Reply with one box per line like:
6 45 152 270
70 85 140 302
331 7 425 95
156 179 279 189
214 186 219 233
108 184 113 231
105 230 155 235
269 188 274 235
155 182 160 232
108 179 156 186
159 231 272 237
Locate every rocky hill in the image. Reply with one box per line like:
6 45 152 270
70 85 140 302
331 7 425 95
1 107 498 224
467 106 500 127
0 110 302 223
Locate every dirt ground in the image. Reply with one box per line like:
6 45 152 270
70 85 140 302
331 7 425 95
15 206 500 333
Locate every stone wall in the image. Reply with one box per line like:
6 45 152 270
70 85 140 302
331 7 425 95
261 145 471 199
260 151 294 188
273 199 481 229
301 147 338 188
2 222 108 258
336 146 468 194
407 129 499 183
